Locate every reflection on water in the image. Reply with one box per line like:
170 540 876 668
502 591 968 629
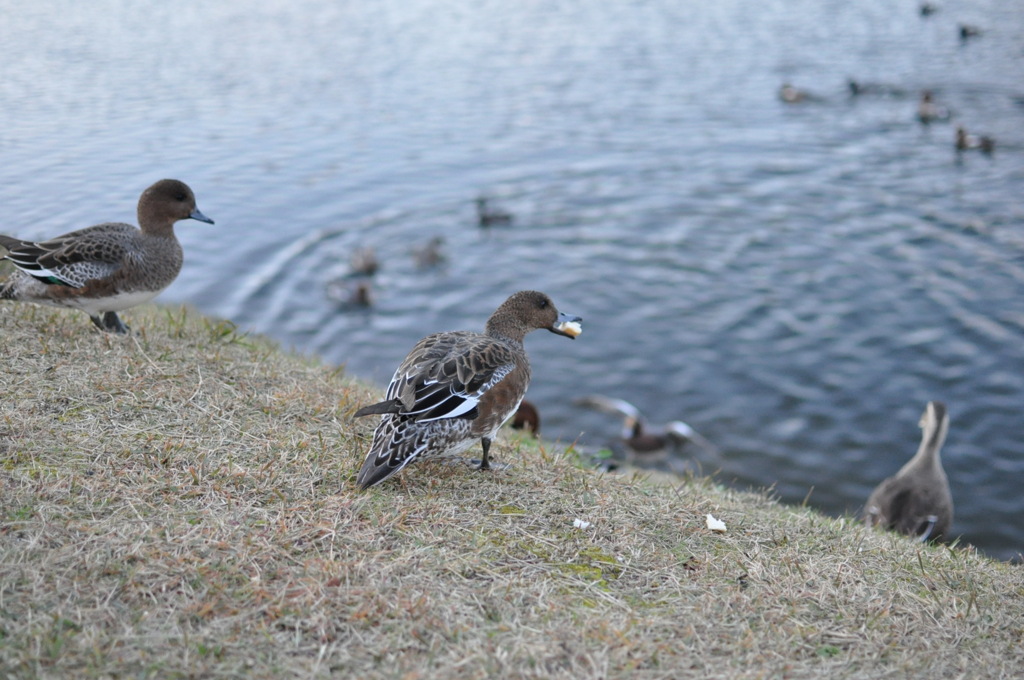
1 0 1023 560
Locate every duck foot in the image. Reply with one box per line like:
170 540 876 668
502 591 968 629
468 458 512 472
438 457 512 471
917 515 939 543
90 311 130 334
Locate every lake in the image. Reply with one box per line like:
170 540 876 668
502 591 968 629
1 0 1022 561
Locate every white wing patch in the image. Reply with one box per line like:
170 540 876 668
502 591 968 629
11 258 120 288
411 379 481 421
19 263 72 285
414 363 514 423
381 362 515 423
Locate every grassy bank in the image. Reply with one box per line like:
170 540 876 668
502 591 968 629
1 303 1022 679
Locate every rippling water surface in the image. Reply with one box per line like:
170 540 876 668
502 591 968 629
2 0 1023 560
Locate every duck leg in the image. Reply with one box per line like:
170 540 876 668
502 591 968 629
466 438 512 471
477 437 492 470
91 311 130 334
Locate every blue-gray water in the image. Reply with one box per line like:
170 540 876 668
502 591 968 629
1 0 1022 561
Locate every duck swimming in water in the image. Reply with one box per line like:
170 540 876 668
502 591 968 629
955 126 994 153
326 279 375 308
476 197 513 228
847 79 907 98
412 236 446 269
778 83 807 103
958 23 981 40
349 246 379 277
917 90 950 123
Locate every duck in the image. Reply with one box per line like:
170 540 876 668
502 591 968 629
917 90 950 123
919 3 938 17
412 236 446 269
353 290 582 489
510 400 540 437
847 79 907 98
349 246 379 277
475 197 513 227
955 126 995 153
0 179 213 334
778 83 806 103
959 24 981 40
575 394 718 467
847 79 877 97
778 83 827 104
863 401 954 543
326 279 375 308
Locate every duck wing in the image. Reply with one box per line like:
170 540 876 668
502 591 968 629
0 223 134 287
575 394 642 420
575 394 648 440
355 331 517 423
665 421 719 455
865 477 950 542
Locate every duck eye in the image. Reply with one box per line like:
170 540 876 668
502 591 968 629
176 193 187 201
538 299 548 309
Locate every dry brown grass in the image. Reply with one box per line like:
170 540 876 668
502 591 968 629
1 303 1023 679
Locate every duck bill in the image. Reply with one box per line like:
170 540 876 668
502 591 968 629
551 312 583 339
189 207 215 224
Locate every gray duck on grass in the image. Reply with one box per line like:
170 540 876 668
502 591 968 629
863 401 954 542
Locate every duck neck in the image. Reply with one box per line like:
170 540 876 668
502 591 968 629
901 419 947 476
138 213 177 238
485 321 527 346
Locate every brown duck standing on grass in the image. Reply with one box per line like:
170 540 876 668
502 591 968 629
353 291 582 489
0 179 213 334
863 401 954 543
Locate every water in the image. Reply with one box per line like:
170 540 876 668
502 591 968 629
1 0 1022 561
